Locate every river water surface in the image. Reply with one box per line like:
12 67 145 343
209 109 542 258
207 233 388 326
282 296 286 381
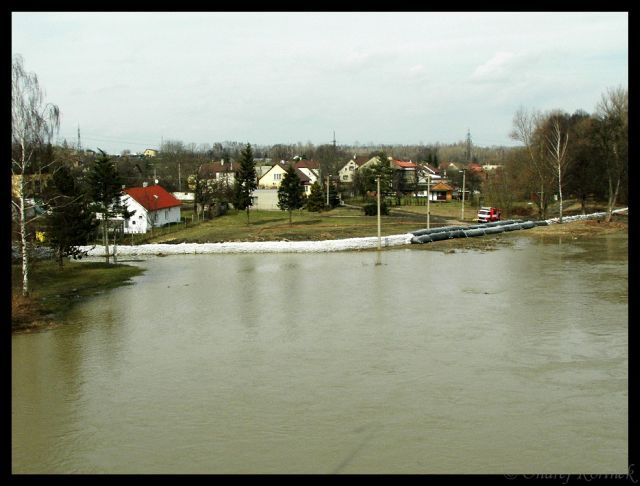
12 233 628 474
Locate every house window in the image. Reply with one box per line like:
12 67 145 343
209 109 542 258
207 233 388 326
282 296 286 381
274 173 282 180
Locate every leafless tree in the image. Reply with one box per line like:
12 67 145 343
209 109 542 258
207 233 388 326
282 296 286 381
510 106 552 219
12 54 60 296
595 86 628 222
541 111 571 222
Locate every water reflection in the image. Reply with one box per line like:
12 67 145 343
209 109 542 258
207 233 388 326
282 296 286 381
13 233 628 473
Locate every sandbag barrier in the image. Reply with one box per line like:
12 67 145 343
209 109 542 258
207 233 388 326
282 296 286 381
409 207 628 245
410 219 536 244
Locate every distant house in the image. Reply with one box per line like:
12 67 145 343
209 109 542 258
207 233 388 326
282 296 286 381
172 192 195 203
198 160 237 185
120 184 182 234
338 155 369 183
143 148 159 157
258 160 318 195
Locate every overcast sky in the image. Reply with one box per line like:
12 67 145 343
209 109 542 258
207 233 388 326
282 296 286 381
12 11 628 155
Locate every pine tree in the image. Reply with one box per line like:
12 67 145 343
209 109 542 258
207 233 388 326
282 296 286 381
233 143 257 223
44 166 99 268
306 181 326 212
85 149 129 263
277 165 305 224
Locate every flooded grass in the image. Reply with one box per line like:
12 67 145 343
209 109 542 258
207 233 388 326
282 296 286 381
11 260 144 333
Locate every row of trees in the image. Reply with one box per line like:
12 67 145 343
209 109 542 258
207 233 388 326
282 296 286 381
508 86 627 222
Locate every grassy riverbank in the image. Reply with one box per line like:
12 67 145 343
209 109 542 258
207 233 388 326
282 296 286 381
11 261 144 333
125 198 622 245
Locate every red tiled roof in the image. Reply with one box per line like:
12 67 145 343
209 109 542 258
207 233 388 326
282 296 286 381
392 159 418 169
124 185 182 211
431 182 454 191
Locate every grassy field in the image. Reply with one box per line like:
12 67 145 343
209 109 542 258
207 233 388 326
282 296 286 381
12 260 144 332
129 203 482 244
122 197 615 245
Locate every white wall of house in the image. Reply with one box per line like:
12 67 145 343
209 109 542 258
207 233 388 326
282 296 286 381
251 189 280 210
121 196 148 234
151 206 181 227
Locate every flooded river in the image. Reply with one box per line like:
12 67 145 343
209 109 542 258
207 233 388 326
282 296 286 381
12 232 628 474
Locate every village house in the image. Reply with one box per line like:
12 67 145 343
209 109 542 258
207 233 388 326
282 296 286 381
119 184 182 234
338 155 370 183
258 160 319 195
198 160 237 185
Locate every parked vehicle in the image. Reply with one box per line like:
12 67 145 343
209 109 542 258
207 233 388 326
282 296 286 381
477 207 501 223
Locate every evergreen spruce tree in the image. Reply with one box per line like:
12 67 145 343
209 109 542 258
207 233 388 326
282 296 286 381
85 149 129 263
277 165 305 224
44 166 99 268
306 181 326 212
233 143 257 223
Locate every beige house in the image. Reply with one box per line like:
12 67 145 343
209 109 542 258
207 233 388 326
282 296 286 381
258 161 319 195
338 155 370 183
143 148 158 157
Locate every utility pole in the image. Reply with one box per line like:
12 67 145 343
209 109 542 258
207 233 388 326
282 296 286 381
427 174 431 229
460 169 466 222
376 176 381 251
326 176 330 207
465 129 472 162
178 162 181 192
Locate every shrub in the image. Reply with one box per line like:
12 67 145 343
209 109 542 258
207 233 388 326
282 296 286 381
363 201 389 216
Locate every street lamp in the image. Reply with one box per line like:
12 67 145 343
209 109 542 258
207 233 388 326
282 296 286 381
459 169 466 222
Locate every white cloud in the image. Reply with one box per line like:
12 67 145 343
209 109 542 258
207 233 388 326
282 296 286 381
471 51 520 82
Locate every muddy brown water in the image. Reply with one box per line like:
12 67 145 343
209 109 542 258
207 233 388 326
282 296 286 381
12 232 628 473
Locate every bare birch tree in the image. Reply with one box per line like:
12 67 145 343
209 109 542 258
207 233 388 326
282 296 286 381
11 54 60 296
541 112 571 222
595 86 628 222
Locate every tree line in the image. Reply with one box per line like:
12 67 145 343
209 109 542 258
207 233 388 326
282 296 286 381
507 87 627 222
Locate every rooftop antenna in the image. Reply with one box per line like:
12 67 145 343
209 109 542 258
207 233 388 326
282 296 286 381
77 124 82 151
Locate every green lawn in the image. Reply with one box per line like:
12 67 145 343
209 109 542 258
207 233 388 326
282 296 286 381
134 206 451 244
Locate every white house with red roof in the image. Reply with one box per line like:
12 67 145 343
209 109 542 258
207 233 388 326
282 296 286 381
120 184 182 234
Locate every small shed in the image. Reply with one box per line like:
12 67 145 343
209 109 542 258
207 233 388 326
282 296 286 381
430 182 454 201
